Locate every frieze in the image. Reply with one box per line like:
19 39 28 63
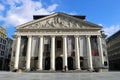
15 30 101 36
17 29 99 33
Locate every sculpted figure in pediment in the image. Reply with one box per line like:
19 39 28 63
18 14 100 30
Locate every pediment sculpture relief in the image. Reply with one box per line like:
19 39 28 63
23 15 82 29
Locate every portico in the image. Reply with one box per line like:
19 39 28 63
10 12 108 72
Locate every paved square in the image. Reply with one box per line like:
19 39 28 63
0 71 120 80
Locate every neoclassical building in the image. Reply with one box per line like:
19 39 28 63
10 12 108 72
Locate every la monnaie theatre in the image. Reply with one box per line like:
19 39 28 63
10 12 108 72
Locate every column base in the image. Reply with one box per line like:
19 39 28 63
63 67 68 71
97 69 108 72
36 69 43 71
12 69 22 72
50 68 55 71
75 68 81 71
12 69 18 72
25 69 31 72
88 68 94 72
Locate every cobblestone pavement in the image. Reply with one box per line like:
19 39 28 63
0 71 120 80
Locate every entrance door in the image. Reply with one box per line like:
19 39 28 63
45 57 50 70
68 57 74 70
55 57 63 70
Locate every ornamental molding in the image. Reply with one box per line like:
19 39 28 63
15 31 101 36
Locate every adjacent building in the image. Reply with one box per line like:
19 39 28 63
10 12 108 72
0 26 7 70
107 30 120 70
0 26 13 70
4 38 13 70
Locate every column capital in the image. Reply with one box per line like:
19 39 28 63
50 35 55 38
74 35 79 38
86 35 91 38
97 35 102 38
13 35 16 38
38 35 43 38
15 35 21 38
62 35 67 38
27 35 32 38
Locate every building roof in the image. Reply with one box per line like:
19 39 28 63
33 15 86 20
107 29 120 42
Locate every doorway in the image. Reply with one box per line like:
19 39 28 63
45 57 50 70
55 57 63 70
67 57 74 70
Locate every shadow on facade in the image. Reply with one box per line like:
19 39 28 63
67 57 74 70
55 57 63 70
45 57 50 70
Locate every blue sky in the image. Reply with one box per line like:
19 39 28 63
0 0 120 38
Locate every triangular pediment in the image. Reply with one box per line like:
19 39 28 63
17 12 102 30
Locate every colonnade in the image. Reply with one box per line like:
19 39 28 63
14 35 104 71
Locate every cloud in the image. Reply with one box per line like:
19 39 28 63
103 25 120 37
0 4 5 11
0 0 58 27
47 4 58 11
69 12 77 15
98 24 103 26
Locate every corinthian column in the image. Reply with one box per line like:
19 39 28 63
86 35 93 71
26 36 32 71
97 35 104 68
51 36 55 70
14 35 21 70
63 36 68 71
75 36 81 70
38 36 44 70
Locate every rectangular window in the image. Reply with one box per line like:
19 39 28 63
4 40 6 44
2 45 5 50
0 38 2 43
104 61 108 66
57 40 61 48
44 44 50 52
44 44 50 56
1 51 4 56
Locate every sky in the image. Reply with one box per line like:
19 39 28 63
0 0 120 38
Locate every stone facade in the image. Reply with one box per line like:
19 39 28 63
0 26 13 70
107 30 120 70
10 12 108 72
